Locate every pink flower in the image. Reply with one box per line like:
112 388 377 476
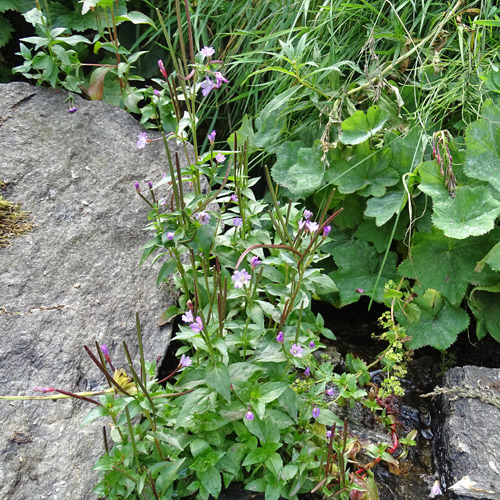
298 219 307 230
230 194 238 203
276 331 284 343
180 354 192 367
214 71 228 88
356 288 365 294
309 341 316 348
303 209 313 220
189 316 204 333
195 211 211 225
201 77 216 97
100 344 111 364
233 217 243 227
232 269 251 288
429 480 442 498
250 256 261 269
306 221 319 233
200 46 215 58
33 387 55 393
68 106 77 113
323 225 332 237
245 410 254 421
325 388 334 396
134 182 140 192
312 407 320 418
326 430 332 439
166 231 174 241
182 310 194 323
153 89 160 96
304 367 311 377
207 130 216 143
290 344 304 357
158 59 168 78
136 132 148 149
215 153 225 163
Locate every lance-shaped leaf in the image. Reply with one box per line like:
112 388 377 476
205 362 231 403
330 239 397 306
464 99 500 190
325 142 398 198
468 282 500 341
432 185 500 239
475 241 500 272
397 289 470 350
399 229 500 304
340 105 389 145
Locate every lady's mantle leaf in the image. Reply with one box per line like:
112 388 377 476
340 105 389 145
469 283 500 341
464 99 500 190
475 241 500 272
397 289 469 350
417 161 449 202
432 186 500 239
364 189 405 226
271 141 324 197
398 229 499 305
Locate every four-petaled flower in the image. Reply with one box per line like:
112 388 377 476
207 130 216 143
245 410 254 421
158 59 168 78
200 46 215 58
298 219 307 230
214 71 228 88
325 388 334 396
276 331 284 343
182 310 194 323
306 221 319 233
290 344 304 357
189 316 204 333
137 132 148 149
195 211 211 225
323 225 332 237
215 153 225 163
233 217 243 227
180 354 192 368
166 231 174 241
303 209 313 220
251 256 261 269
232 269 251 288
230 193 238 203
201 77 216 97
312 407 320 419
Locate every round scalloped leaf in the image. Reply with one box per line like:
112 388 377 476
340 106 389 145
432 186 500 239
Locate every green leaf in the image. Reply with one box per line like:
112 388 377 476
432 186 500 239
115 11 155 27
397 289 470 349
271 141 324 198
364 189 404 226
156 259 177 285
340 105 389 145
198 467 221 498
79 405 109 428
194 213 218 256
386 127 424 176
88 65 113 100
0 15 13 49
398 229 499 304
227 114 257 155
258 382 288 403
464 99 500 190
228 362 263 382
417 160 449 202
330 239 398 306
205 362 231 403
475 241 500 272
325 142 398 197
469 283 500 341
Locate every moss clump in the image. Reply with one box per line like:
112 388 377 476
0 184 34 248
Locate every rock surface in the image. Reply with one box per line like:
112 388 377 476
433 366 500 500
0 82 183 499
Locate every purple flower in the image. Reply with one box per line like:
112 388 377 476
250 256 261 269
201 77 216 97
215 153 225 163
304 367 311 377
33 386 55 393
290 344 304 357
137 132 148 149
195 211 211 225
179 354 192 368
276 331 284 343
323 225 332 237
298 219 307 230
230 193 238 203
325 388 334 396
189 316 204 333
214 71 228 88
166 231 174 241
134 181 140 192
100 344 111 364
312 407 320 419
207 130 216 143
309 341 316 348
326 430 332 439
232 269 251 288
153 89 160 96
245 410 254 421
233 217 243 227
200 46 215 58
68 106 77 113
356 288 365 294
303 209 313 220
306 221 319 233
182 310 194 323
158 59 168 78
147 180 153 189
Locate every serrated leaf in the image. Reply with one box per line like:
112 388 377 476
399 229 498 304
469 283 500 341
271 140 324 197
0 0 33 12
397 289 469 349
205 362 231 403
330 239 398 306
364 189 404 226
464 99 500 190
325 142 398 197
0 15 14 49
340 105 389 145
475 241 500 272
432 186 500 239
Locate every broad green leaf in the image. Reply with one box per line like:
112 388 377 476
0 0 33 12
417 161 449 202
397 289 469 349
88 65 113 100
464 99 500 190
278 387 298 422
469 283 500 341
398 229 499 304
355 214 408 253
258 382 288 403
228 362 263 382
386 127 424 176
271 141 324 198
80 405 109 428
475 241 500 272
0 16 13 49
340 105 389 145
325 142 398 198
198 467 221 498
330 239 398 306
150 459 185 491
194 213 218 256
175 388 212 428
432 186 500 239
205 362 231 402
364 189 405 226
156 259 177 285
115 11 155 27
227 114 257 154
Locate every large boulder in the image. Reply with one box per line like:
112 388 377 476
433 366 500 499
0 82 181 499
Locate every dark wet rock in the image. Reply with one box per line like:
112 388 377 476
0 82 184 499
432 366 500 499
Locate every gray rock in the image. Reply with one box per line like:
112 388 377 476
0 82 186 499
432 366 500 500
